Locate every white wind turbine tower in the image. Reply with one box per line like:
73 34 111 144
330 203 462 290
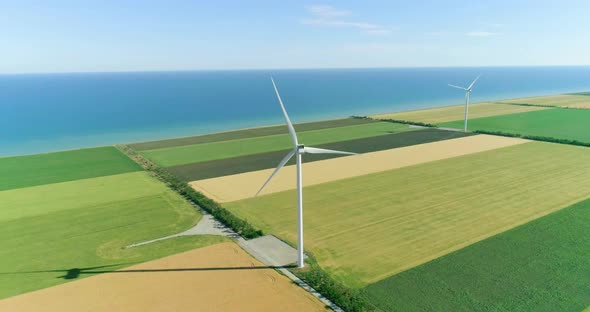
256 78 356 268
448 75 481 132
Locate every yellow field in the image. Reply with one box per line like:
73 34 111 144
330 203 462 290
225 142 590 287
190 135 528 202
0 242 328 312
372 102 549 124
497 94 590 109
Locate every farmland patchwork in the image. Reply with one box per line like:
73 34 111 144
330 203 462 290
225 141 590 288
191 135 528 202
4 96 590 311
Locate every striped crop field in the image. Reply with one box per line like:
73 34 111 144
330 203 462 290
169 128 474 181
140 121 415 167
193 135 527 202
129 117 376 151
225 141 590 288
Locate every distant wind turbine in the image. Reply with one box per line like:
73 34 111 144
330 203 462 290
448 75 481 132
256 78 356 268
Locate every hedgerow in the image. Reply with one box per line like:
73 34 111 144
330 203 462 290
474 130 590 147
290 257 379 312
356 115 437 128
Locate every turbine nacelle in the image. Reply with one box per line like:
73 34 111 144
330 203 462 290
297 144 305 153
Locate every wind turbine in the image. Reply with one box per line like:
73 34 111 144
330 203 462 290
448 75 481 132
256 78 356 268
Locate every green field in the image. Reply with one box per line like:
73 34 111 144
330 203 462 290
168 128 474 181
225 142 590 288
0 147 141 191
365 198 590 312
129 117 375 151
439 108 590 143
0 171 225 299
141 121 414 167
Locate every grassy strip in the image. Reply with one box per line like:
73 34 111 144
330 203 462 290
0 147 141 191
474 130 590 147
364 197 590 311
117 144 263 239
129 118 376 151
169 128 474 181
291 257 379 312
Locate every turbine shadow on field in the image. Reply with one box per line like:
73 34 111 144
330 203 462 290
85 264 295 275
0 263 132 280
2 264 295 280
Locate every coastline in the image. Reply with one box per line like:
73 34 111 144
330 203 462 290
3 88 590 157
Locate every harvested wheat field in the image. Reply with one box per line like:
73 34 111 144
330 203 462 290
498 94 590 109
0 242 328 312
191 134 528 202
372 102 549 124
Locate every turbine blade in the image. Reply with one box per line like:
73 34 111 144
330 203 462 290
271 77 298 146
255 149 296 196
467 75 481 91
448 84 467 91
303 146 357 155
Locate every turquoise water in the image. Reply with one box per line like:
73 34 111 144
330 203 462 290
2 66 590 156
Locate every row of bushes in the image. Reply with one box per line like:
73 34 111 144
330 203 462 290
474 130 590 147
501 102 590 111
352 115 437 128
291 258 378 312
499 102 556 108
117 144 263 239
376 118 436 128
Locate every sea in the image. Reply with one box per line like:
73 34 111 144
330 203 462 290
2 66 590 156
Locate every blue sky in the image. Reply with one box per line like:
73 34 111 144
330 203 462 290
2 0 590 73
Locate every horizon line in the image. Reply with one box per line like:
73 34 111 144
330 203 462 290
2 64 590 76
